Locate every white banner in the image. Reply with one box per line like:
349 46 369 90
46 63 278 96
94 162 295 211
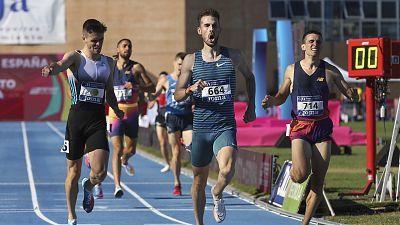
0 0 65 44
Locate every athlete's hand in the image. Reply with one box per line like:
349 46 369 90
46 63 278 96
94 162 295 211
347 88 359 102
189 79 207 92
243 105 256 123
261 95 274 109
41 65 54 77
124 81 133 89
116 109 125 120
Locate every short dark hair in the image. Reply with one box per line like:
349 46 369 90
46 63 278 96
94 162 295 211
159 71 168 76
117 38 132 47
175 52 186 60
82 19 107 34
197 8 220 26
302 30 322 43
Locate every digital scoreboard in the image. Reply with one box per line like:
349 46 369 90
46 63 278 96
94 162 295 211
347 37 391 78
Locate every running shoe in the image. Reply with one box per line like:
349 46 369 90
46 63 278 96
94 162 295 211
114 186 124 198
211 185 225 223
160 165 170 173
93 183 103 199
173 185 182 196
67 219 77 225
83 153 91 169
81 178 94 213
121 161 135 176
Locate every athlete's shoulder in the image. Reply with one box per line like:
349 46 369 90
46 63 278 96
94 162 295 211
323 60 341 75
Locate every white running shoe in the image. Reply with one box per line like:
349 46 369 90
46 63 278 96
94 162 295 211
160 165 170 173
211 185 226 223
114 186 124 198
93 183 103 199
68 219 77 225
121 157 135 176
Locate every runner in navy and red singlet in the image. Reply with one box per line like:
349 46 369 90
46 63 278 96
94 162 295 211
41 19 124 225
174 9 256 225
262 30 358 225
108 38 154 198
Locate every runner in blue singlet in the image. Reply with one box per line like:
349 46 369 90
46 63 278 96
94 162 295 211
174 9 256 225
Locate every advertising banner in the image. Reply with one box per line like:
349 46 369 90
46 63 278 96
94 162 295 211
0 0 65 44
0 54 70 121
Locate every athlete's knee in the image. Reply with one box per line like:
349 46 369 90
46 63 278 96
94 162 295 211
290 168 310 183
67 164 81 180
219 161 235 179
90 170 107 184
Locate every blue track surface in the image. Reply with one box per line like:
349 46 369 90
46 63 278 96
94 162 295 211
0 121 311 225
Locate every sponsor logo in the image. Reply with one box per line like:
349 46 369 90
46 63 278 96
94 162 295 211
216 62 227 67
316 77 325 82
29 87 58 95
90 89 99 96
0 0 29 21
1 57 49 69
0 79 16 89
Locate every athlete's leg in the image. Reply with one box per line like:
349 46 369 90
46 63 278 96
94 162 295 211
156 124 169 167
302 141 331 225
122 135 137 163
182 129 192 147
168 131 182 187
213 146 236 198
86 149 109 191
65 158 82 221
192 165 209 225
111 136 123 188
290 139 312 183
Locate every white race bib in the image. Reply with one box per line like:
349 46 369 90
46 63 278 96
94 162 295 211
79 81 105 104
296 96 324 116
114 85 132 102
201 79 232 103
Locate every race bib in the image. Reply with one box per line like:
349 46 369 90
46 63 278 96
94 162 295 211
60 140 69 153
201 79 232 103
114 85 132 102
297 96 324 116
79 81 105 104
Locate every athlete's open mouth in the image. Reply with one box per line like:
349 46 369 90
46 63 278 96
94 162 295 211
209 34 215 41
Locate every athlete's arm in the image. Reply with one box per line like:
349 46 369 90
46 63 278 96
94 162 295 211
174 54 194 102
327 64 358 102
235 49 256 123
148 75 167 101
41 51 78 77
133 63 155 92
106 58 124 119
262 64 292 108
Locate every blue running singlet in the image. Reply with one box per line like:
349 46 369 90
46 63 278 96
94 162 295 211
191 47 236 132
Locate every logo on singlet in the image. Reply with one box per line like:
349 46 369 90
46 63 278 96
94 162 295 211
216 62 227 67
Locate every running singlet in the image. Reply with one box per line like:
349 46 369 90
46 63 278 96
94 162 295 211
191 47 236 132
112 61 139 104
68 50 110 108
166 75 192 115
291 60 329 120
109 60 140 119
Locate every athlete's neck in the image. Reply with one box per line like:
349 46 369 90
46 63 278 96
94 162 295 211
301 57 320 70
117 57 130 70
82 48 100 61
170 70 180 80
201 44 221 61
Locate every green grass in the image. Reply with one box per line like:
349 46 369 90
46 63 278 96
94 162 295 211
139 120 400 225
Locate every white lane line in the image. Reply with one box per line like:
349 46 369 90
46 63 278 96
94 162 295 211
21 122 59 225
48 122 192 225
0 208 262 212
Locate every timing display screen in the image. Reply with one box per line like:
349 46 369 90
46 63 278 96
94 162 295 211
351 46 378 70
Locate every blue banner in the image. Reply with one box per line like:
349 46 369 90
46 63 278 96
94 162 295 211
252 28 268 117
276 21 294 120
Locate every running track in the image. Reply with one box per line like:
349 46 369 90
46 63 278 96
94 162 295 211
0 122 342 225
